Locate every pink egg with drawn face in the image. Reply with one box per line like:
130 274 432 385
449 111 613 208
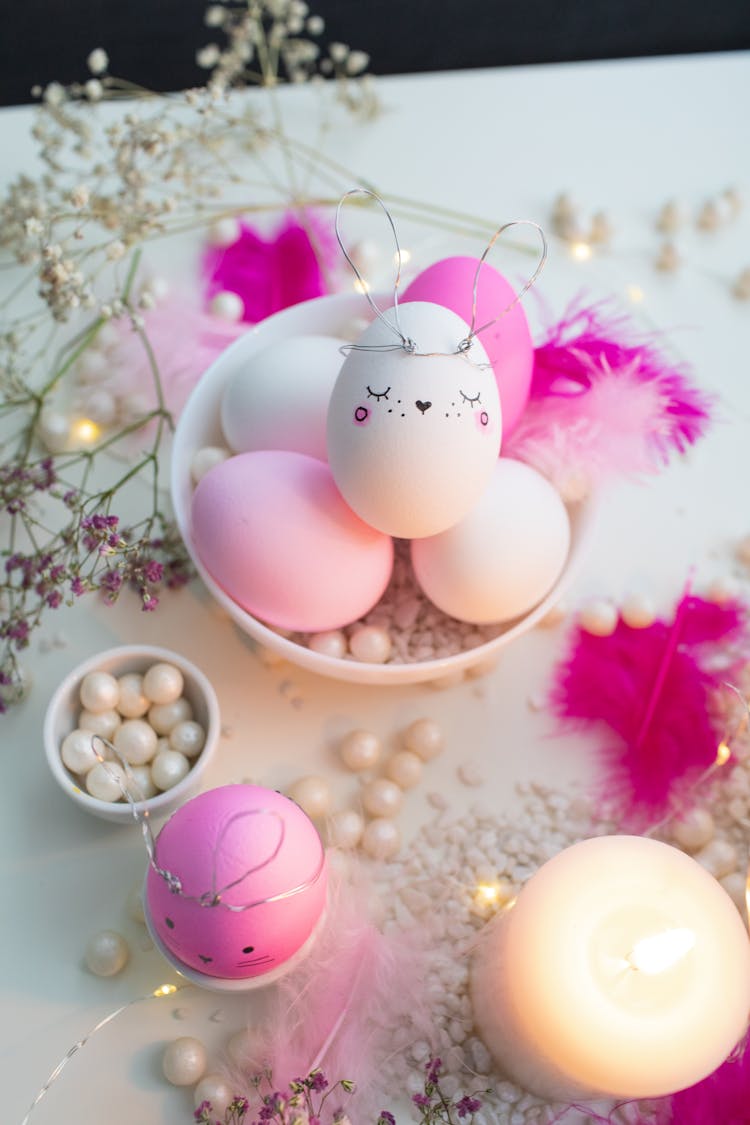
145 785 327 982
191 450 393 632
402 256 534 439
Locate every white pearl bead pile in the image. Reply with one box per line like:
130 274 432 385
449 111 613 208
60 661 205 802
84 929 130 977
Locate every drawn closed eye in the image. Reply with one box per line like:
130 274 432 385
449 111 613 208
460 390 481 406
366 385 390 401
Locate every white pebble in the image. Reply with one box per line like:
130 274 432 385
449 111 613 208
620 593 656 629
340 728 382 771
670 806 715 851
86 760 127 802
327 809 364 849
78 707 121 740
151 749 190 791
190 445 230 485
362 777 404 818
362 817 400 859
348 625 392 663
403 717 444 760
194 1074 232 1116
149 697 194 735
169 719 206 758
79 670 119 713
207 217 241 246
458 762 485 787
308 630 347 659
579 599 618 636
209 290 244 322
114 718 158 765
695 838 738 879
162 1036 207 1086
143 662 184 705
61 728 101 774
116 673 150 718
126 764 158 801
287 775 332 818
385 750 423 789
719 872 748 912
85 929 129 976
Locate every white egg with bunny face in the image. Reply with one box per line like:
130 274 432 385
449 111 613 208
326 301 502 538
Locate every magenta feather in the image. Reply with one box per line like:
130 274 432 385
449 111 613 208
230 872 434 1120
549 593 747 829
505 302 712 486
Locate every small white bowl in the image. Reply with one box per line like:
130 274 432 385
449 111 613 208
172 293 595 686
44 645 220 824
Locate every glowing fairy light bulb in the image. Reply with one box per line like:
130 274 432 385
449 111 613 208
571 241 592 262
153 983 178 998
476 882 501 905
716 741 731 766
626 283 645 303
627 927 696 974
394 248 412 267
353 278 370 294
69 417 101 447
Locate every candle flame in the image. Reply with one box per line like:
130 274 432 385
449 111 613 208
629 927 695 974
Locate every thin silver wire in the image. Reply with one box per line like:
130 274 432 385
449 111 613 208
90 736 325 910
335 190 547 360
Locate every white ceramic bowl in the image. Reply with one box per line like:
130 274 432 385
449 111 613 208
44 645 221 823
172 293 595 685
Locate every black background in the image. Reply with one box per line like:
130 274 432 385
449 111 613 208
1 0 749 106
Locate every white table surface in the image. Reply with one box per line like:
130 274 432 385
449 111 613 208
2 50 750 1124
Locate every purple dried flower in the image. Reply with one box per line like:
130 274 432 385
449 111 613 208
377 1113 397 1125
426 1058 442 1085
308 1071 328 1093
456 1096 482 1118
412 1094 431 1109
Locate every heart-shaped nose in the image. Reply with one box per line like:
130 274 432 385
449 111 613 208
416 400 432 413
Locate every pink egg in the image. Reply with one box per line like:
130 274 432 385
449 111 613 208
191 450 393 632
402 257 534 439
144 785 327 981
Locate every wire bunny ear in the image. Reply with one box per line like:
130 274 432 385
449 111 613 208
335 187 417 353
458 219 548 352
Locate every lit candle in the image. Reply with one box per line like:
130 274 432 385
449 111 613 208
470 835 750 1101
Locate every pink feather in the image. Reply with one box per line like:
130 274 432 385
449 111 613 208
549 593 747 830
505 302 712 486
229 872 435 1120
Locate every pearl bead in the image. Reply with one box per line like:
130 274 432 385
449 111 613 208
169 719 206 758
620 593 656 629
126 882 146 923
86 760 127 802
403 717 444 761
385 750 423 790
61 728 101 775
695 838 738 879
340 729 382 771
190 445 230 484
116 673 150 718
85 929 129 976
207 217 241 247
719 872 747 912
308 629 347 659
209 290 244 322
142 662 184 705
79 670 119 713
77 349 109 383
126 764 158 801
38 408 70 452
327 809 365 849
81 388 116 425
114 718 158 765
362 777 403 819
362 817 401 860
149 697 193 735
349 625 392 664
162 1036 207 1086
287 775 332 819
194 1074 232 1116
670 806 715 851
78 707 121 740
151 749 190 791
579 599 618 637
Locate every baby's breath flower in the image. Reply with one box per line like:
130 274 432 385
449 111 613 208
204 4 226 27
70 184 90 208
85 79 104 101
86 47 109 75
197 43 221 69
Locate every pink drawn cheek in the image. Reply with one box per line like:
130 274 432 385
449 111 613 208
475 410 491 433
353 405 371 426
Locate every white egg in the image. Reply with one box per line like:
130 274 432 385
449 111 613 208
327 302 500 538
221 334 346 461
411 458 570 624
